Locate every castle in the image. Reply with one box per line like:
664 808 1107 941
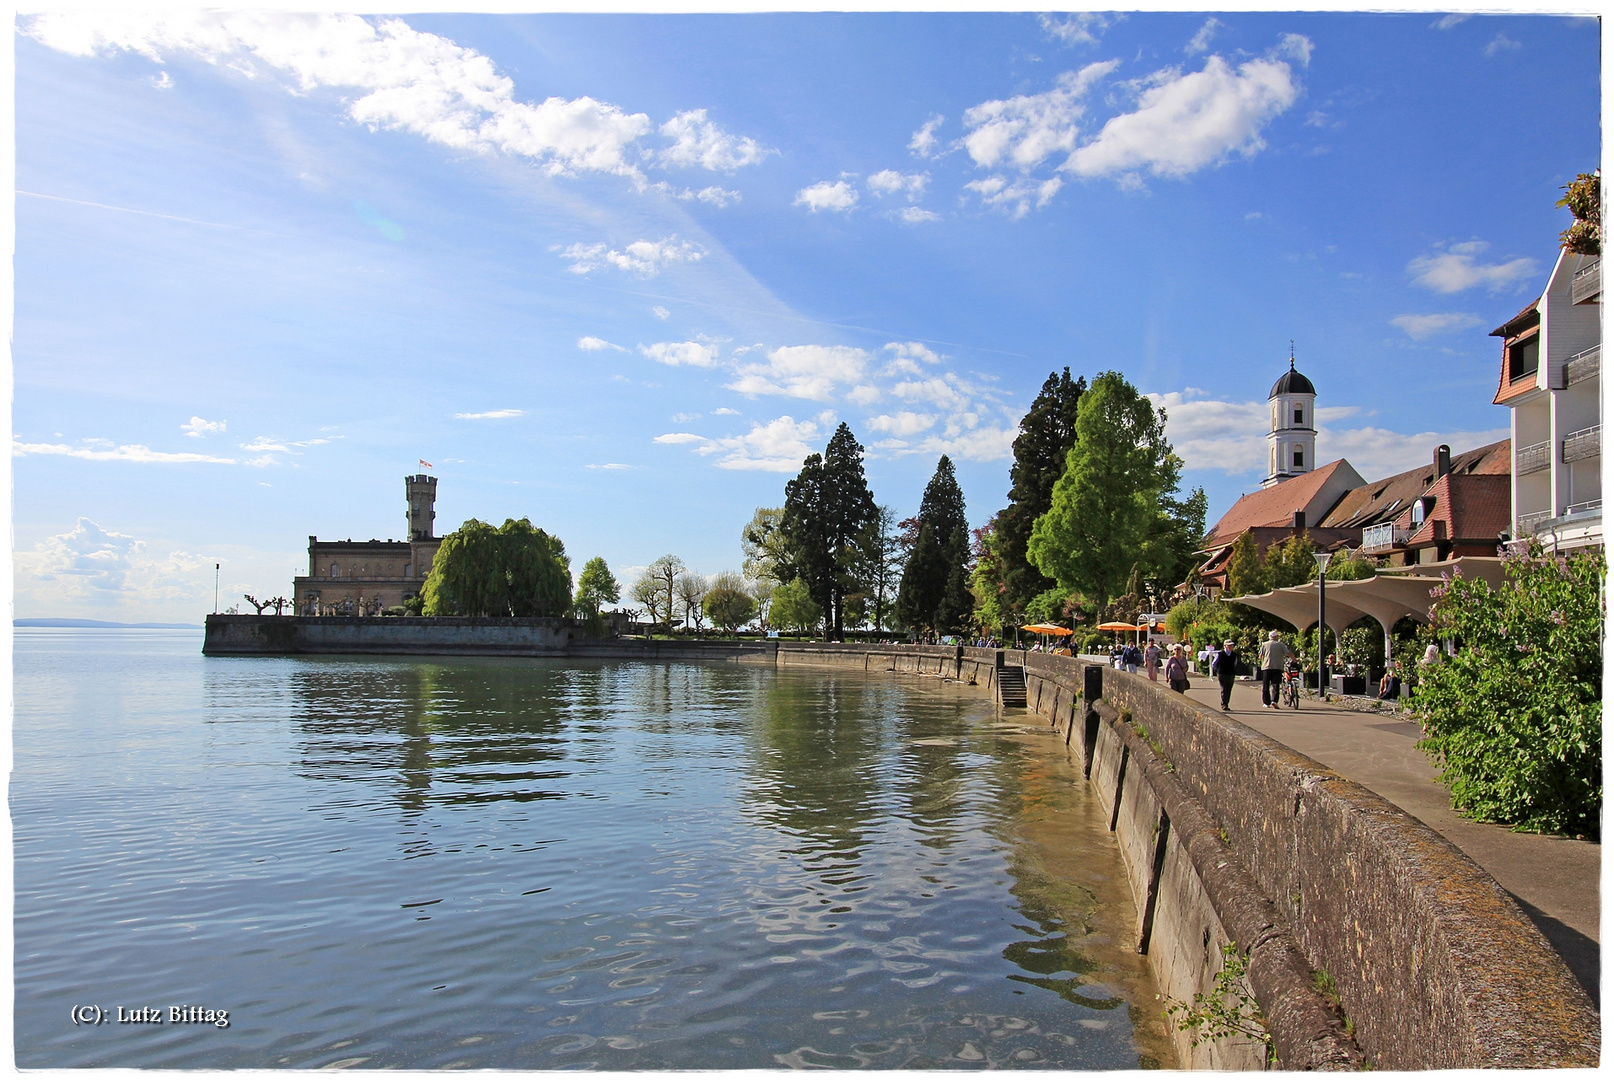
292 475 445 615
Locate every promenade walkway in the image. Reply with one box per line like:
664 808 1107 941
1175 671 1600 1006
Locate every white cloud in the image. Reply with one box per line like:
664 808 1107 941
14 519 218 616
657 108 769 171
885 341 942 366
561 236 704 276
1318 425 1511 480
728 345 870 401
892 376 969 411
19 517 142 592
651 306 671 320
1146 391 1270 473
1066 51 1301 180
712 407 740 416
15 440 239 465
586 462 631 469
1407 241 1537 294
639 341 719 368
181 416 225 438
965 175 1064 218
1390 313 1484 340
694 186 739 206
910 425 1018 463
578 335 626 351
867 169 928 200
454 408 522 420
25 13 657 180
1245 211 1265 220
794 180 858 213
1274 33 1313 66
1432 14 1470 29
867 411 937 436
847 385 883 406
239 437 289 453
1038 13 1117 47
152 70 173 89
670 415 824 472
1485 33 1522 56
909 114 946 158
962 62 1117 171
1185 17 1222 55
893 206 940 224
654 432 706 444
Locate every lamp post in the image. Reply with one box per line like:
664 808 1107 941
1314 551 1332 700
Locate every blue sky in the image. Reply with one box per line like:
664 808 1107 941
10 10 1600 621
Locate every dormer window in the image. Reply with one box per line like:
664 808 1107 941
1507 335 1539 383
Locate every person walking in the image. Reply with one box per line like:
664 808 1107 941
1143 639 1161 681
1257 630 1291 709
1212 639 1239 711
1164 644 1190 693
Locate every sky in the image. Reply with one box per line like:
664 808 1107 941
9 8 1602 622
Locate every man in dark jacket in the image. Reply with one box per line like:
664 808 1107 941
1212 639 1239 710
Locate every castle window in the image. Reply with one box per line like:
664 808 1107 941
1294 407 1305 425
330 564 340 578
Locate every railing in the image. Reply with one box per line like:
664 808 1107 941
1517 509 1553 534
1564 499 1602 518
1571 258 1601 304
1515 439 1550 475
1563 344 1600 386
1562 424 1601 462
1361 523 1409 552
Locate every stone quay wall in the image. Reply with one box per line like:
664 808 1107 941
200 622 1597 1068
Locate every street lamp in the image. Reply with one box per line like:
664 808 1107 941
1314 551 1332 700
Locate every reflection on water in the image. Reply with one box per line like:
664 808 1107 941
14 630 1172 1069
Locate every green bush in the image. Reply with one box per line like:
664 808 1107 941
1412 544 1603 836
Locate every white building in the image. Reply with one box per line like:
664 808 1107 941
1263 359 1318 488
1490 248 1601 550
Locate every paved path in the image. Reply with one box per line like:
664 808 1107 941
1175 672 1600 1006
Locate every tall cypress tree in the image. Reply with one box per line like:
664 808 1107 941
779 423 878 639
896 455 971 635
998 368 1086 614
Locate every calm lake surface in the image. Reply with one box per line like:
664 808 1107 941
14 629 1172 1069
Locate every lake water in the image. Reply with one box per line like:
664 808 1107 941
13 629 1172 1069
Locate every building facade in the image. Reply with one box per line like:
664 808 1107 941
293 474 445 615
1491 248 1601 551
1264 359 1318 488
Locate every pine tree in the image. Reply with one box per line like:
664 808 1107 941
998 368 1086 614
779 423 878 640
897 455 971 635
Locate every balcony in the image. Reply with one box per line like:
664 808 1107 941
1562 424 1601 463
1563 344 1600 387
1572 258 1601 304
1517 509 1553 534
1515 439 1550 475
1361 522 1409 553
1564 499 1603 518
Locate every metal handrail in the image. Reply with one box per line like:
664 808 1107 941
1517 509 1553 534
1564 499 1603 517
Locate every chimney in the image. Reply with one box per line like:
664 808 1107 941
1293 510 1306 530
1434 444 1451 480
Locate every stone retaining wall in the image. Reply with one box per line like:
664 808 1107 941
203 614 573 655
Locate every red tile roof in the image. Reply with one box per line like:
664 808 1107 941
1400 473 1512 546
1202 459 1359 550
1318 440 1510 529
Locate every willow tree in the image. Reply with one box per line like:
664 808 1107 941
422 518 571 617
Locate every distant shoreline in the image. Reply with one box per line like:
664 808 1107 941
15 619 204 630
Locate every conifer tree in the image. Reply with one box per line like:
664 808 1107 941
998 368 1086 614
779 423 878 639
896 455 972 635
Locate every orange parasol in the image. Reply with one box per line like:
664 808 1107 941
1021 623 1073 636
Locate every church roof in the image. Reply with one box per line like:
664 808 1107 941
1270 362 1316 398
1203 458 1362 551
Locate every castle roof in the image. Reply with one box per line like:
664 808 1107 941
1270 363 1316 398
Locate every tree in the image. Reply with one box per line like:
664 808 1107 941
1413 543 1603 836
422 517 571 617
676 571 709 633
645 554 684 631
631 569 668 633
779 423 879 640
998 368 1086 614
896 455 972 635
1262 533 1318 591
769 578 822 633
969 520 1007 635
863 505 906 634
1027 371 1177 610
1557 170 1601 255
741 507 787 585
574 556 621 617
704 571 757 633
1225 532 1267 596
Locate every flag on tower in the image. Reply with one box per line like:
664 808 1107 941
419 459 433 469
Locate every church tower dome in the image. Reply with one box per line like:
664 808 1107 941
1263 352 1317 489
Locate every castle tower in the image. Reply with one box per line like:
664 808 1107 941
1263 356 1317 489
406 474 438 541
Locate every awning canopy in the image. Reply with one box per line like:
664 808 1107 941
1223 557 1503 655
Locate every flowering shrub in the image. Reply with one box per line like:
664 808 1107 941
1412 544 1604 836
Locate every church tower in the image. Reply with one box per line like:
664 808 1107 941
406 473 438 541
1263 354 1317 489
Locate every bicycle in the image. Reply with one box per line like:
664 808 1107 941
1280 668 1302 710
